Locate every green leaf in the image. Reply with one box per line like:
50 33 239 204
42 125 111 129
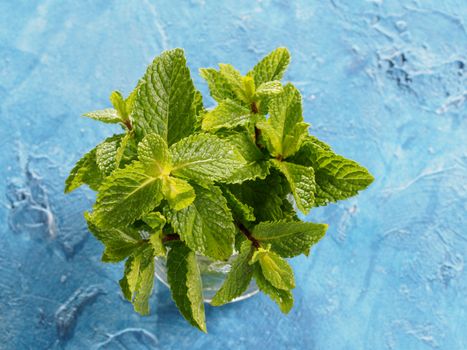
252 221 328 258
65 147 103 193
85 212 143 262
167 184 235 260
199 67 237 102
253 263 293 313
96 135 123 176
92 162 163 228
227 171 291 222
247 47 291 86
167 241 206 332
82 109 121 124
149 230 166 256
218 64 249 103
133 49 197 145
137 133 172 177
292 140 374 205
253 250 295 290
222 130 270 183
110 91 127 119
161 176 195 210
222 188 256 223
272 159 315 214
142 211 166 230
141 212 167 256
120 246 155 315
211 241 254 306
115 132 132 168
201 99 254 131
170 133 245 183
255 81 283 97
256 83 308 159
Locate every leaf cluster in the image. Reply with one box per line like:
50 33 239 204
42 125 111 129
65 48 373 331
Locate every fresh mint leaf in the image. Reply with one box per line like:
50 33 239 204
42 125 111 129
96 135 124 176
65 147 103 193
292 139 374 205
85 212 142 262
170 133 245 183
167 184 235 260
252 249 295 291
120 245 155 315
222 188 256 223
137 133 172 177
201 99 254 131
255 81 283 97
167 241 206 332
252 221 328 258
247 47 291 86
82 109 121 124
115 131 133 168
199 67 237 102
253 263 293 313
91 162 163 228
257 83 308 159
142 211 166 230
221 130 270 183
211 241 254 306
272 159 315 214
133 49 197 145
161 176 196 210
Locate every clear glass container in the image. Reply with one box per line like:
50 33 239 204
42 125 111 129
155 253 259 303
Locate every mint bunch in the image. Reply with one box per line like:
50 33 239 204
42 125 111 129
65 48 373 332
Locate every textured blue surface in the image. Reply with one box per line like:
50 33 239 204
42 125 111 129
1 1 466 349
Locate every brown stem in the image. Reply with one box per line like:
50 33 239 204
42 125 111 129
236 222 260 249
250 101 259 114
123 119 133 131
254 126 264 150
162 233 180 243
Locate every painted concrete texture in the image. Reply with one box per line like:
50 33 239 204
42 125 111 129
0 1 465 349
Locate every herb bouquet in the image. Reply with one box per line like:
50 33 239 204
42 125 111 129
65 48 373 332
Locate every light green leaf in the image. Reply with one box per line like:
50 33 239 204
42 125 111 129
256 83 308 159
110 91 127 119
167 184 235 260
292 140 374 205
253 263 293 313
201 99 254 131
92 162 163 228
219 64 249 103
199 68 237 102
211 241 254 306
252 221 328 258
272 159 315 214
82 109 121 124
222 188 256 223
170 133 245 183
255 250 295 290
162 176 195 210
247 47 291 86
96 135 123 176
138 133 172 177
142 211 166 230
149 230 166 256
115 132 132 168
85 212 143 262
255 81 283 97
222 130 270 183
133 49 197 145
120 246 155 315
167 241 206 332
64 147 103 193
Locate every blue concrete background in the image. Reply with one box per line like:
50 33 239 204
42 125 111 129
0 1 466 349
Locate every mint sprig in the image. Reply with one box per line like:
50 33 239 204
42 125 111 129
65 47 374 331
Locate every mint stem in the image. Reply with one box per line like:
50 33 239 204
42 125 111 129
236 222 260 249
